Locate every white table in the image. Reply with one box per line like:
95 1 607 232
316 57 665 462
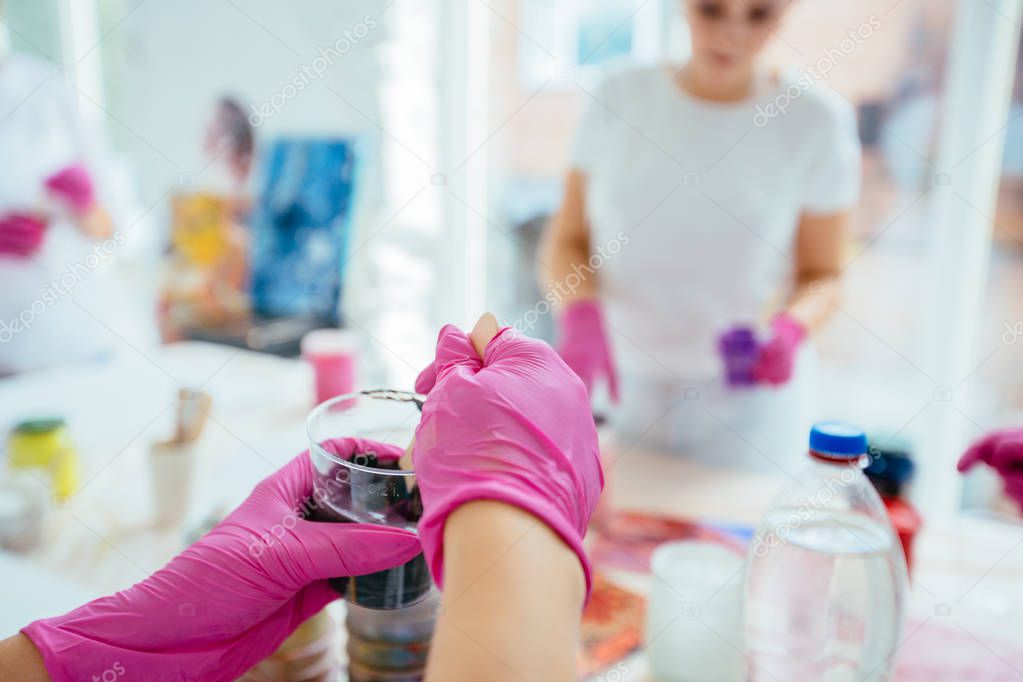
1 342 316 611
2 343 1022 679
600 444 1023 680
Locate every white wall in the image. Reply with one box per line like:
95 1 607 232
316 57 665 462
96 0 390 206
78 0 455 383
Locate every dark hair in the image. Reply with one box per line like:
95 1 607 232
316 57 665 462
218 96 254 161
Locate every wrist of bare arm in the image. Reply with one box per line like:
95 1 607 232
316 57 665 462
426 500 584 682
0 633 51 681
784 271 842 333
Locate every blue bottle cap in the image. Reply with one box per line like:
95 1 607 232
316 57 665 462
809 421 868 459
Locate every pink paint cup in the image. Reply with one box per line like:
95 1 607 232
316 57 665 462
301 329 359 406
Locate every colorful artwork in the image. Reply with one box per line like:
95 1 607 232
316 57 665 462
159 193 249 339
590 509 748 573
248 138 358 324
579 575 645 679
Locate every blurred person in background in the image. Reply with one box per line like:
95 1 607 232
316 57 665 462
542 0 861 466
0 11 124 374
202 96 255 202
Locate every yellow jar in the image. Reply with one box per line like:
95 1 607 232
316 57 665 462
8 418 70 469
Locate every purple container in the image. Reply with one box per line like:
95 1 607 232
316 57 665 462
718 327 760 387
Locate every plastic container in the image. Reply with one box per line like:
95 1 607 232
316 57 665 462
743 421 907 682
346 590 440 681
864 435 922 572
0 477 46 551
7 418 80 504
302 329 358 405
306 390 436 682
646 541 744 681
717 326 759 387
8 418 70 469
306 390 432 610
150 441 197 528
240 608 340 681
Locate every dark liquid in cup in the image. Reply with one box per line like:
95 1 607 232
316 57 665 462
307 453 432 610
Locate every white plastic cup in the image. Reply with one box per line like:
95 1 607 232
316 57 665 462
646 541 745 682
150 442 196 528
0 477 46 551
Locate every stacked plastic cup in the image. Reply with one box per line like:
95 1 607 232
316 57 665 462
306 390 438 682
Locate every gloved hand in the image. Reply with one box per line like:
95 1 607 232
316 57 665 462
22 450 420 682
753 314 806 386
555 298 619 401
958 428 1023 509
45 163 96 215
413 323 603 598
0 213 48 258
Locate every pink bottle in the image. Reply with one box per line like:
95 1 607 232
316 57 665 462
301 329 359 405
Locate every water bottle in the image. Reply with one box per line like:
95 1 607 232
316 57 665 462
743 422 907 682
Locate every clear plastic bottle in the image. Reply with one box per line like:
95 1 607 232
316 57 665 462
743 422 907 682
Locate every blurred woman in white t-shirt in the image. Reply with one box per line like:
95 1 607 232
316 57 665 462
0 46 123 375
542 0 861 469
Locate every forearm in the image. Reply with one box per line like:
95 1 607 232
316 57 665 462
76 205 114 239
786 209 851 333
783 271 842 333
540 171 598 303
0 634 50 681
541 219 597 302
426 500 585 682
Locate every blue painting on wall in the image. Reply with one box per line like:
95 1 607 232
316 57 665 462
249 138 358 324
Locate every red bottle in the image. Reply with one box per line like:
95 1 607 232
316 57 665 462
864 437 922 574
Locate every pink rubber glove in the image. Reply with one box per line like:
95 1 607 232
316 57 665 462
45 163 97 215
0 213 48 258
754 314 806 386
413 324 603 599
555 299 619 401
22 450 420 682
958 428 1023 510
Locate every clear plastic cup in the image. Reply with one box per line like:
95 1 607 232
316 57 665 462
306 390 432 610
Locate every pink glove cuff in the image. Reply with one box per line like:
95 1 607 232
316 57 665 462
417 481 595 601
772 313 807 345
557 299 619 401
561 298 603 328
45 164 96 215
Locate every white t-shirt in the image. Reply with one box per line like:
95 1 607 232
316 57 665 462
571 63 861 382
